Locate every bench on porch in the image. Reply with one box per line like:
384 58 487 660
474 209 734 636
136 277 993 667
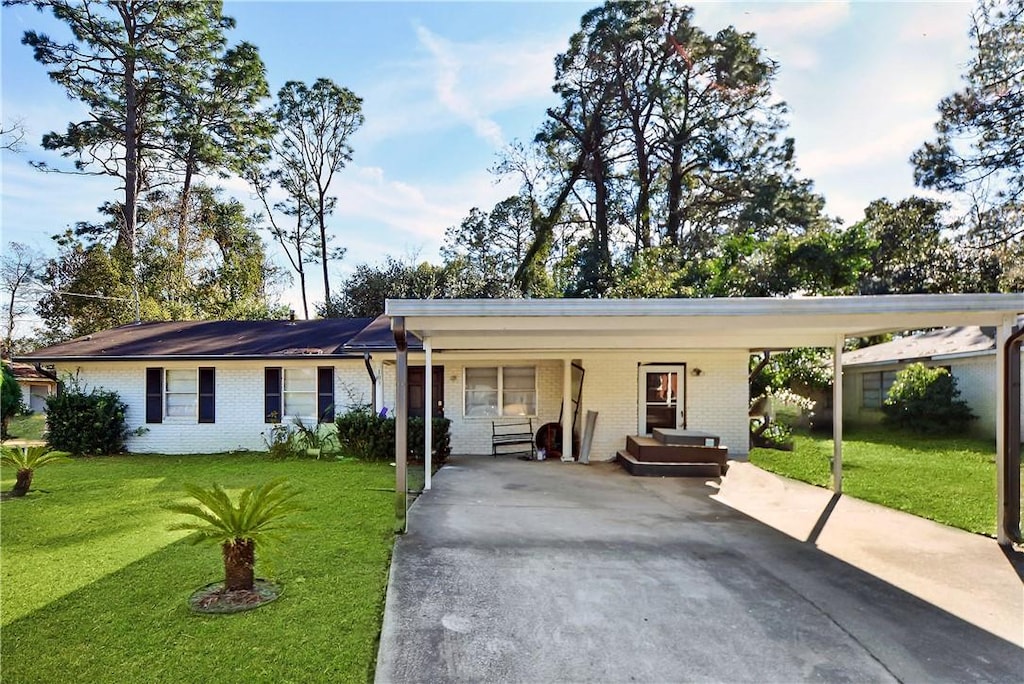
492 419 535 459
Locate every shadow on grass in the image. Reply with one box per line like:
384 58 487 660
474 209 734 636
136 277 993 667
3 531 390 683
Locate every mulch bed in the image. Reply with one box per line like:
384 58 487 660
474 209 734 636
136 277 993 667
188 579 282 614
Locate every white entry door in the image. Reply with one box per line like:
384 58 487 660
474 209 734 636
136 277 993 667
638 365 686 435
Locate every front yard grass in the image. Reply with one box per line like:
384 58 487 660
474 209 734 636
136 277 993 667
3 413 47 441
1 453 395 683
749 426 1007 536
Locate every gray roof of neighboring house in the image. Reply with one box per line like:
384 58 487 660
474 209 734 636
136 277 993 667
343 314 423 351
843 326 999 367
16 318 377 361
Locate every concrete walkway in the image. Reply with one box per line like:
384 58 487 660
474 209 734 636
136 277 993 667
375 457 1023 683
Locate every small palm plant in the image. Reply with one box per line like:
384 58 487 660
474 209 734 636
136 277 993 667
167 478 305 592
0 445 67 497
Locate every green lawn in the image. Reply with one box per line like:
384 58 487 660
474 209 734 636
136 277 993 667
1 453 395 683
750 426 1007 536
3 413 47 441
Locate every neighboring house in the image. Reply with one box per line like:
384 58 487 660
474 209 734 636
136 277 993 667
843 325 1024 437
4 360 58 413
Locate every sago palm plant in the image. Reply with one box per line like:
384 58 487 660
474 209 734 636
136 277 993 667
0 445 67 497
167 478 306 592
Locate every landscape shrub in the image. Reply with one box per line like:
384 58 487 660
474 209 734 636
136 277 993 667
882 363 975 434
262 423 301 459
335 406 451 462
45 379 131 455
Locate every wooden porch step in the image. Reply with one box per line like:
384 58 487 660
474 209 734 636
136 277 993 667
616 450 724 478
625 435 728 465
652 428 721 447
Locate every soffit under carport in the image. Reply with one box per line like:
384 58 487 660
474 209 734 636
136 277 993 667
385 294 1024 353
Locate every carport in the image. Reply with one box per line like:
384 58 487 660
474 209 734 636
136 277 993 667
387 294 1023 543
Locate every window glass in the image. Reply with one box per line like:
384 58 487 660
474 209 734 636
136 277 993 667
465 367 499 417
881 371 898 398
165 369 197 418
283 368 316 417
862 371 898 409
502 367 536 415
464 366 536 417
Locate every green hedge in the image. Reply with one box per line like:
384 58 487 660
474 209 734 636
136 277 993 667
335 407 451 463
45 382 131 455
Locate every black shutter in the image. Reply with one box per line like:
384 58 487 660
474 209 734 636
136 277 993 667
265 367 282 423
145 368 163 424
318 366 335 423
198 368 215 424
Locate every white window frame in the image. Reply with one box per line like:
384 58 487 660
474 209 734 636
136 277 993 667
164 369 198 422
463 366 537 418
282 367 317 420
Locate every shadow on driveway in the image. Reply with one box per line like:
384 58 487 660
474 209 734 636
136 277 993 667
376 456 1023 683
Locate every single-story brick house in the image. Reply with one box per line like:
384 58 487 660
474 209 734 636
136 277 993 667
843 324 1024 438
16 318 394 453
15 294 1024 542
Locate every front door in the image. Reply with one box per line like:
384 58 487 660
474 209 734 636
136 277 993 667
409 366 445 418
638 365 686 435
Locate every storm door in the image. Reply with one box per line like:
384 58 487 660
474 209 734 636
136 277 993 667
638 365 686 435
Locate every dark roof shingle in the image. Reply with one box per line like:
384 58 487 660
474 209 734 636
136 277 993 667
17 318 376 360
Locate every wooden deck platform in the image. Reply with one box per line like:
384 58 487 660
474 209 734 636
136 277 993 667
617 430 728 477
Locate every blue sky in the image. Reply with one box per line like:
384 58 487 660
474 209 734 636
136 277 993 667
1 1 973 317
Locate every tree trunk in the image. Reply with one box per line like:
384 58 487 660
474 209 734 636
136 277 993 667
176 158 196 301
121 43 139 265
318 196 331 314
222 538 255 591
666 141 685 247
12 469 32 497
298 268 309 320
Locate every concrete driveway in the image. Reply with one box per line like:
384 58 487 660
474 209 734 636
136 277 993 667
376 457 1023 683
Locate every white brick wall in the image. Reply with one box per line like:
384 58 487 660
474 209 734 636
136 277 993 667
56 350 760 459
578 351 750 461
55 360 370 454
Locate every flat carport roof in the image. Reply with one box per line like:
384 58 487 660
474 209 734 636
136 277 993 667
387 294 1023 350
386 294 1024 542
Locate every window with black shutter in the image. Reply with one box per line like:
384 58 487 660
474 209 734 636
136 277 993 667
198 368 215 423
145 367 163 423
317 367 335 423
265 367 282 423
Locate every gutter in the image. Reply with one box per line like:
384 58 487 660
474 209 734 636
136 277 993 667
1003 325 1023 544
363 352 377 411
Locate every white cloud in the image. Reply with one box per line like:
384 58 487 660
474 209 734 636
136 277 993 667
357 22 560 149
693 1 851 70
415 25 505 148
797 117 938 177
